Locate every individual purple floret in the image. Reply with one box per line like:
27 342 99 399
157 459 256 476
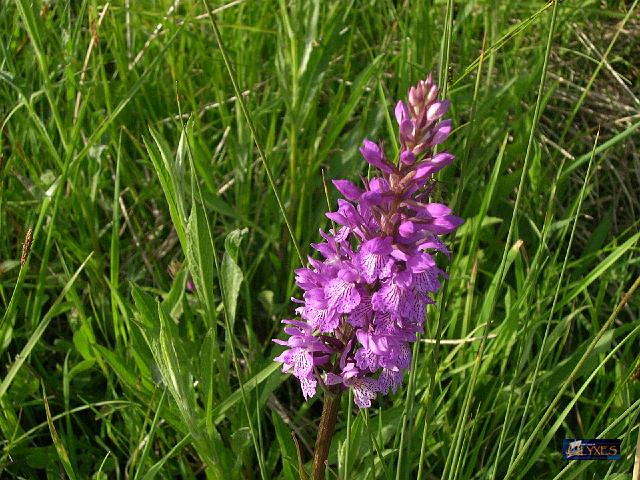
274 75 463 408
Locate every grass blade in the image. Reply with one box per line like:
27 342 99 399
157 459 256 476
200 0 304 266
0 252 93 400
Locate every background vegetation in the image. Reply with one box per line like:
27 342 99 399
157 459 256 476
1 0 639 478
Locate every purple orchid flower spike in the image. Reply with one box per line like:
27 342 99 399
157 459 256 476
274 74 462 421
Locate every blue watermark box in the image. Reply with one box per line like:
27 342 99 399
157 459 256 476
562 439 621 460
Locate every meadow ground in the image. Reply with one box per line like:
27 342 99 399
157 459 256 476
1 0 639 479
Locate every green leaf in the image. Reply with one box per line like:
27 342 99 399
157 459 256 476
185 197 218 330
67 359 95 382
155 303 198 431
161 269 187 320
152 303 226 476
131 284 159 333
95 344 153 396
221 228 247 328
271 412 299 480
145 130 188 251
73 323 95 361
43 385 77 480
212 362 282 424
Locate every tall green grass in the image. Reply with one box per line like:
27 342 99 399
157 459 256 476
1 1 639 478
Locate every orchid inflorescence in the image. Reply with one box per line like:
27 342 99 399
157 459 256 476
274 75 463 408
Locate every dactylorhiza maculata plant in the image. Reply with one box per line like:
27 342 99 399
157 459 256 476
274 75 463 411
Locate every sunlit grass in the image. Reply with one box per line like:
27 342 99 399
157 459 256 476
0 1 639 479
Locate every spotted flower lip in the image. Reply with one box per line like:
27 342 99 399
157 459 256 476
274 74 463 407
